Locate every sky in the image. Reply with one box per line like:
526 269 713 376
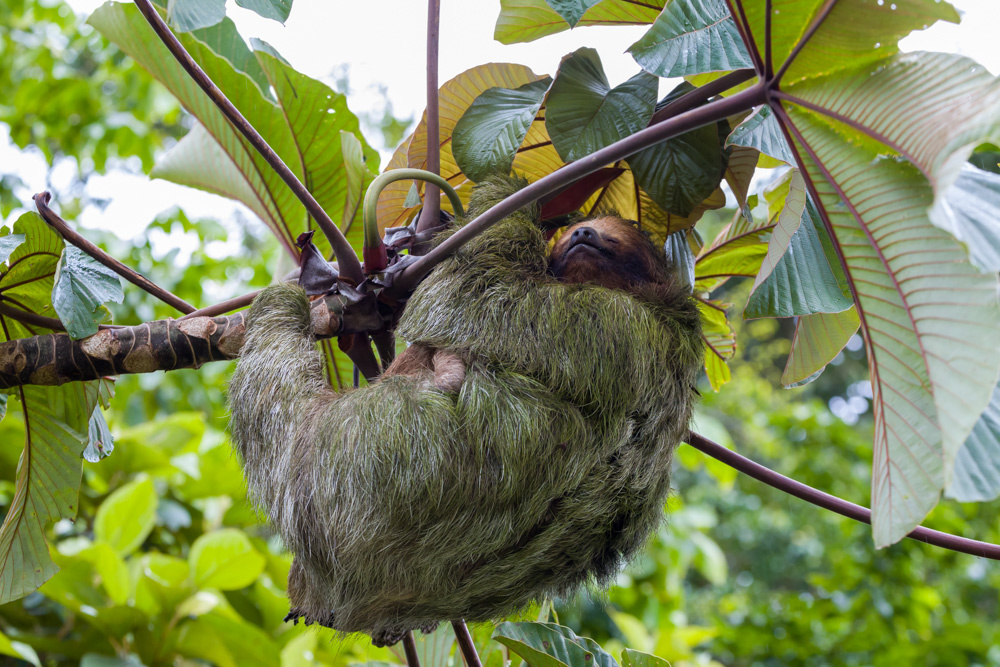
4 0 1000 244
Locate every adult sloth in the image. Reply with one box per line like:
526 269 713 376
229 175 703 646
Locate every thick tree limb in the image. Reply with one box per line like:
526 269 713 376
0 289 380 388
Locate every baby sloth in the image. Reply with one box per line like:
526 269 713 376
228 176 703 646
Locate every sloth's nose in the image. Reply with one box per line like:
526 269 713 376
571 227 597 243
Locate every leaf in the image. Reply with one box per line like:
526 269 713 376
453 77 552 182
726 105 795 165
782 103 1000 546
697 299 734 392
380 63 542 231
781 308 860 388
166 0 226 32
546 48 657 163
0 382 101 604
622 82 725 217
340 130 367 231
0 234 25 265
91 3 378 264
83 408 115 463
947 381 1000 502
494 0 663 45
621 649 671 667
744 173 852 318
51 245 124 339
235 0 292 23
741 0 958 83
94 478 158 556
0 213 65 341
493 622 618 667
543 0 603 27
930 164 1000 272
189 528 266 590
664 229 695 292
628 0 752 78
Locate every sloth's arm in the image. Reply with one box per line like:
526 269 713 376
228 283 332 517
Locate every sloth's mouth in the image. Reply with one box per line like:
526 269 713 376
565 241 613 260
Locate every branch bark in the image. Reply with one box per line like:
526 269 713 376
0 289 379 388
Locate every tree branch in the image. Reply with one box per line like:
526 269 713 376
130 0 365 285
417 0 442 237
0 289 379 388
33 192 196 315
452 620 482 667
685 431 1000 560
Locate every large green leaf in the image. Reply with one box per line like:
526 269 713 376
781 307 860 388
189 529 266 590
543 0 603 27
781 106 1000 546
625 118 724 217
453 78 552 182
931 164 1000 273
739 0 958 83
166 0 225 32
493 622 618 667
0 214 63 338
51 246 123 340
628 0 752 78
0 234 25 265
726 105 795 165
546 48 657 163
0 214 104 603
494 0 663 45
93 478 158 557
698 299 735 392
947 381 1000 502
744 173 851 318
0 381 101 603
90 3 378 261
235 0 292 23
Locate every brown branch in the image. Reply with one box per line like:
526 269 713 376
0 289 379 388
33 192 196 315
131 0 365 285
389 84 768 295
417 0 442 237
178 290 260 321
452 620 482 667
0 302 69 333
685 432 1000 560
402 631 421 667
649 68 757 125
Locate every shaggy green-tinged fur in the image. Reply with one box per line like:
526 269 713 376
228 176 703 644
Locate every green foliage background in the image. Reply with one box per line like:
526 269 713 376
0 1 998 665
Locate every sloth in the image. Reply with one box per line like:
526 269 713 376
228 176 704 646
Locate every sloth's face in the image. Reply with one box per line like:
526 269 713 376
548 217 662 291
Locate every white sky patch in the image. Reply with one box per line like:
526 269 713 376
4 0 999 244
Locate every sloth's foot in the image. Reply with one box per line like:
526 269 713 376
371 628 408 648
419 622 439 635
283 608 305 625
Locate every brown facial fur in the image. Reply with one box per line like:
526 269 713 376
548 217 670 291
